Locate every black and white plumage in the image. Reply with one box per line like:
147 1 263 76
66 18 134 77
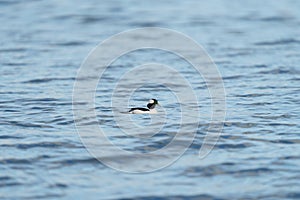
128 99 159 114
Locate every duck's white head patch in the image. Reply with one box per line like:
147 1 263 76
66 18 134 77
149 99 154 104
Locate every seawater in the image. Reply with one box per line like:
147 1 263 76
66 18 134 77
1 0 300 199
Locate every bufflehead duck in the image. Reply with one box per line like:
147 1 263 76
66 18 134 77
128 99 159 114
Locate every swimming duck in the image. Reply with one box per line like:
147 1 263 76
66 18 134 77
128 99 159 114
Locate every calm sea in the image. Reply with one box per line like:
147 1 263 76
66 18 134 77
1 0 300 199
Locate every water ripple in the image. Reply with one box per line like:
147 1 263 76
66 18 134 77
1 142 82 150
254 38 300 46
22 77 75 84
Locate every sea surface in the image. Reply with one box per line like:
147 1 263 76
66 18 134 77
1 0 300 199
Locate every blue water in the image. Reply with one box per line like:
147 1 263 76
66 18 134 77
1 0 300 199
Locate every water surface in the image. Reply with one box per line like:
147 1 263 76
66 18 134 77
1 0 300 199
